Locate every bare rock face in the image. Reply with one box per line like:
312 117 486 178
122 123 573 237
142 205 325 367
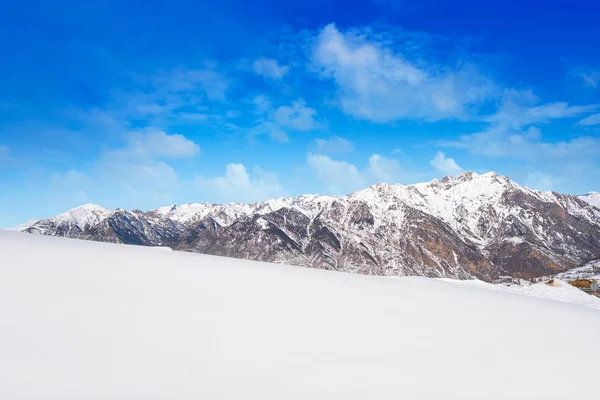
482 190 600 277
12 172 600 281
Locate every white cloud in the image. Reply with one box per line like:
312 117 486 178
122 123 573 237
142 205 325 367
88 130 201 208
35 131 199 210
178 112 210 122
127 128 201 158
311 24 497 123
434 90 600 194
573 68 600 89
225 110 241 118
267 127 290 143
430 151 463 176
439 126 600 161
307 154 366 194
249 97 323 142
524 171 555 192
248 122 289 143
577 113 600 126
65 64 235 144
274 100 321 131
252 95 272 113
314 136 354 153
307 153 408 195
367 154 402 182
196 163 287 203
253 58 289 80
437 91 599 161
99 151 181 195
485 90 598 128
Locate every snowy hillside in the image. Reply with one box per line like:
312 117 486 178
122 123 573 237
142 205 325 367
442 277 600 311
10 171 600 280
579 191 600 209
1 231 600 399
555 258 600 281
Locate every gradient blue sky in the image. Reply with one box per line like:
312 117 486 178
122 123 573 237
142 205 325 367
1 0 599 227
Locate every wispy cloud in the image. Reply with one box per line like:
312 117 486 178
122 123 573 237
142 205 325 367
126 128 201 158
196 163 287 203
432 88 600 192
307 154 366 194
274 100 321 131
310 23 498 123
248 96 324 143
252 57 289 80
437 90 599 161
430 151 463 176
306 152 420 195
484 89 598 128
66 64 234 138
571 67 600 89
577 113 600 126
439 125 600 162
314 136 354 154
248 121 289 143
52 129 202 209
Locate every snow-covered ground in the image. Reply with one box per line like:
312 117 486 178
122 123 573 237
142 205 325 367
440 277 600 311
555 258 600 282
1 231 600 400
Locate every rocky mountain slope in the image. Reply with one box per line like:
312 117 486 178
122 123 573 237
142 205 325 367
9 172 600 281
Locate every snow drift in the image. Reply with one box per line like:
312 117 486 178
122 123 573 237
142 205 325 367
1 230 599 400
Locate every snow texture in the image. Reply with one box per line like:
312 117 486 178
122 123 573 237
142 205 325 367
441 278 600 311
555 258 600 281
52 203 110 229
1 230 600 400
579 191 600 210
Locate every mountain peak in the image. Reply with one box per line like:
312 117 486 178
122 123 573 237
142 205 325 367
58 203 108 216
350 181 401 203
454 171 506 181
418 171 511 194
456 171 480 180
73 203 108 212
53 204 110 229
9 171 600 281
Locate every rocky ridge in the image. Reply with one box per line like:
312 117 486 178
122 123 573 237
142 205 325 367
10 172 600 281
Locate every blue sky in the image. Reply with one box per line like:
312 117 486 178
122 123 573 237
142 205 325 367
1 0 599 227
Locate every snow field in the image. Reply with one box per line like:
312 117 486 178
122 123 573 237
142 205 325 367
1 230 600 400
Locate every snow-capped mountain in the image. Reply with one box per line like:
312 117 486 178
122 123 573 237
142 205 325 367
10 172 600 281
8 204 111 236
580 191 600 209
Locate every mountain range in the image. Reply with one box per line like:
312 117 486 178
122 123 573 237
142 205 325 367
9 171 600 281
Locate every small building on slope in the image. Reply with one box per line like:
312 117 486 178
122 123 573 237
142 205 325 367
568 279 599 297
